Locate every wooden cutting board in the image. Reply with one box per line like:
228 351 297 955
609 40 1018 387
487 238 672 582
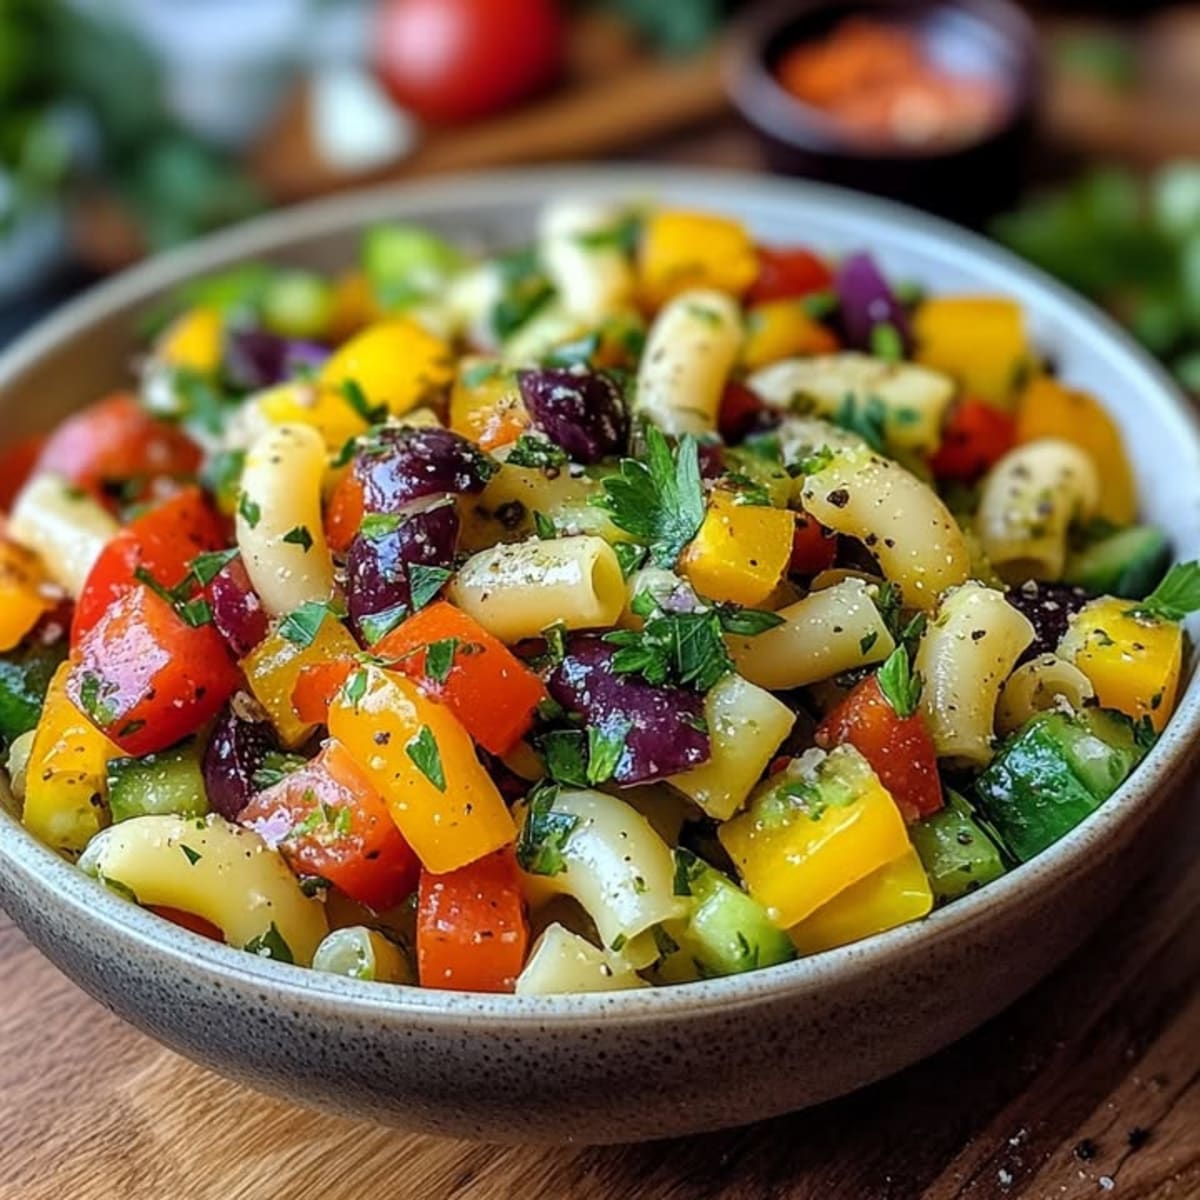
2 797 1196 1200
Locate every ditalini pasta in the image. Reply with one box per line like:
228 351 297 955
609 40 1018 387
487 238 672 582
635 289 742 435
5 198 1189 994
976 438 1101 582
915 582 1036 765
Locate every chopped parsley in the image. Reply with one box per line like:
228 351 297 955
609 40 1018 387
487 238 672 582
672 847 706 897
358 603 409 646
462 360 502 388
506 433 569 471
342 668 370 707
586 721 630 785
595 425 705 568
282 524 314 552
613 542 649 579
539 729 589 788
341 378 388 425
543 331 602 368
252 751 308 791
532 510 558 541
405 725 446 791
830 391 889 454
360 512 405 540
573 212 641 257
407 563 452 612
238 492 261 529
180 844 202 866
278 600 337 648
424 637 459 684
243 921 294 964
515 782 579 876
133 566 214 629
713 603 784 637
869 322 904 363
187 547 240 586
1126 560 1200 622
876 646 923 719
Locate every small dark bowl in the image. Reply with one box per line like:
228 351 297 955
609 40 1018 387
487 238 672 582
725 0 1041 228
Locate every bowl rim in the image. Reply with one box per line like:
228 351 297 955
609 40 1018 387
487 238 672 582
2 162 1198 1026
723 0 1041 162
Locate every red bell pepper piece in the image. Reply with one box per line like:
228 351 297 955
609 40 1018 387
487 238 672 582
36 393 202 498
149 905 224 942
789 512 839 576
374 601 547 755
717 381 771 444
72 486 226 646
748 246 835 305
417 848 529 992
240 740 420 912
815 675 943 822
929 399 1017 483
67 585 240 756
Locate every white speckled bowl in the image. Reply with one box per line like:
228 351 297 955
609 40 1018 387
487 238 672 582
1 168 1198 1145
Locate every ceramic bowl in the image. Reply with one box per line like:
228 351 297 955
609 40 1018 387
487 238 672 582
1 167 1197 1145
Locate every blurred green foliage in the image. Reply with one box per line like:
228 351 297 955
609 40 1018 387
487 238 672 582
994 164 1200 390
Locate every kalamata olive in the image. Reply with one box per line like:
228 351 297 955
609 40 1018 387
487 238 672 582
546 637 710 784
1005 580 1091 662
346 501 460 643
354 426 497 512
209 557 269 658
835 251 913 355
203 707 282 820
516 367 628 463
697 439 726 480
223 329 328 391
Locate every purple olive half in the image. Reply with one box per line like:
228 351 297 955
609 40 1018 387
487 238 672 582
516 367 628 464
203 707 282 820
1005 580 1091 664
346 501 460 643
208 557 269 659
546 637 710 785
835 251 913 356
354 426 497 512
223 328 328 391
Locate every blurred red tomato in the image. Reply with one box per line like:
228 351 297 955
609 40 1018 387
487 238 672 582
374 0 565 124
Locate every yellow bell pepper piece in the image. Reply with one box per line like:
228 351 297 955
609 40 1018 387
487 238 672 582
638 210 758 310
1058 596 1182 731
1015 376 1136 524
23 663 121 853
449 357 529 449
719 745 910 928
241 613 360 748
913 296 1028 407
681 490 794 607
256 379 368 455
741 300 839 370
0 541 53 652
329 666 515 874
789 847 932 955
319 318 454 419
155 306 224 376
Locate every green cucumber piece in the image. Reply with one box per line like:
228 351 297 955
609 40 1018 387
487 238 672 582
654 849 795 982
909 790 1006 904
975 709 1147 862
107 740 208 823
1066 525 1170 599
362 224 463 308
260 270 334 340
0 638 67 747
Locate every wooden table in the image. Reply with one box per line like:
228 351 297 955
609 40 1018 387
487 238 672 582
2 792 1196 1199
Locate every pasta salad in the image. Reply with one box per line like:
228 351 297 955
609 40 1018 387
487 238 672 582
2 201 1195 993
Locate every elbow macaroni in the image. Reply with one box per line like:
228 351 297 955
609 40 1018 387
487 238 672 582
729 577 895 690
236 423 336 616
995 653 1095 737
801 449 971 609
449 535 625 643
515 923 648 995
635 289 742 436
915 582 1036 765
537 200 636 324
976 438 1100 583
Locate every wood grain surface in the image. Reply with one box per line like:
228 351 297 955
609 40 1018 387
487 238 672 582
1 792 1195 1200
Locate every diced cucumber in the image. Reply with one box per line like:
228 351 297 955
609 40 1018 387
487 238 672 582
107 740 208 823
0 638 67 747
1066 525 1170 599
909 790 1006 904
261 270 334 340
975 709 1148 862
653 849 795 982
362 224 464 307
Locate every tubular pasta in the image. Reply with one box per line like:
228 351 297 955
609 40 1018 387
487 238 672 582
995 653 1095 737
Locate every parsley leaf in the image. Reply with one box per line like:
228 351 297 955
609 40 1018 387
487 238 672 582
278 600 335 648
869 322 904 362
586 721 630 785
613 542 649 579
243 921 294 964
424 637 458 684
406 725 446 791
282 525 314 552
515 782 579 876
181 844 202 866
830 392 888 454
342 668 369 707
595 425 705 568
188 547 240 587
252 751 308 791
604 595 733 691
714 604 785 637
539 729 589 787
876 646 923 719
1127 560 1200 622
77 671 119 728
407 563 452 611
532 510 558 540
505 434 569 471
341 378 388 425
238 492 261 529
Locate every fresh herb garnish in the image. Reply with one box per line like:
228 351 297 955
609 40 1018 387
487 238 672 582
180 844 202 866
360 513 405 540
424 637 459 684
876 646 923 718
586 721 630 785
613 542 649 579
605 600 730 692
506 434 569 471
515 782 579 876
406 725 446 791
830 392 889 454
713 604 784 637
252 751 308 791
342 668 370 708
539 729 589 787
869 322 904 363
277 600 336 648
407 563 452 611
532 510 558 540
243 921 294 964
187 547 240 586
238 492 261 529
282 524 314 552
595 425 705 568
341 378 388 425
1127 561 1200 622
